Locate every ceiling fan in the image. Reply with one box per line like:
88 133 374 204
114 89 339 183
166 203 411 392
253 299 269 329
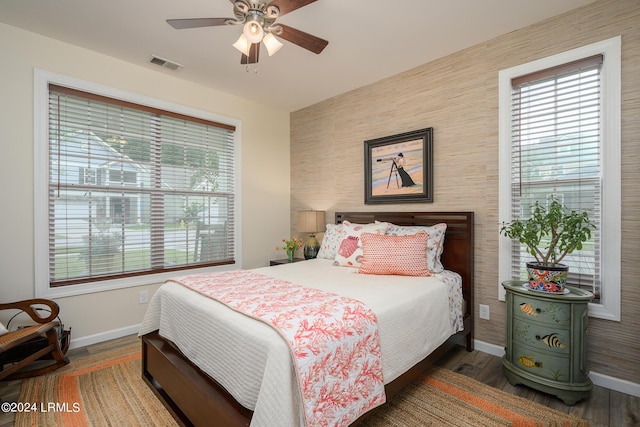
167 0 329 65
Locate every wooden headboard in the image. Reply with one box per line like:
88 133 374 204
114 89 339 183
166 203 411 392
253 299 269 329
335 211 474 343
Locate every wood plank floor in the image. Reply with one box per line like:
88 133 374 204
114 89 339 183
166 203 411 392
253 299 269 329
435 345 640 427
1 335 639 426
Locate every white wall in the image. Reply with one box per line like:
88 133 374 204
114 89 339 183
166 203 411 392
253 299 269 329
0 23 291 347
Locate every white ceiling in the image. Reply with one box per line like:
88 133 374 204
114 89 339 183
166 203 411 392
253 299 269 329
0 0 595 112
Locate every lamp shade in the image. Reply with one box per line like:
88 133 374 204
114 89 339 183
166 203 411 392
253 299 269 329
243 20 264 44
263 33 283 56
232 34 251 56
298 211 325 234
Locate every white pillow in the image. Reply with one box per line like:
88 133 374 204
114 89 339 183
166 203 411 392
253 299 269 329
384 222 448 273
334 221 389 267
317 223 345 259
0 321 8 336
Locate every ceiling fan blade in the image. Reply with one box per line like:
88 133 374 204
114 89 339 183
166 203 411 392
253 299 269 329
241 43 260 64
277 24 328 54
167 18 231 29
268 0 318 17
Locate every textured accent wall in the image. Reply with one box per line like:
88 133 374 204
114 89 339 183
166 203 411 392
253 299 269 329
290 0 640 384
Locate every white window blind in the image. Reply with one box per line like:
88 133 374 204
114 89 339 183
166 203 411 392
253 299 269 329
48 84 236 286
509 55 602 300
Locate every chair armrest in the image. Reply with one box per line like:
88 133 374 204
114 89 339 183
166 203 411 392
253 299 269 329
0 299 60 324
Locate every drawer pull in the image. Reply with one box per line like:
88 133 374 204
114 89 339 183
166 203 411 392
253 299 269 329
538 333 567 349
519 302 539 316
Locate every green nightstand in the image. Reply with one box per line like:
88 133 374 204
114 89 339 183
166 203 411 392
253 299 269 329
502 280 594 405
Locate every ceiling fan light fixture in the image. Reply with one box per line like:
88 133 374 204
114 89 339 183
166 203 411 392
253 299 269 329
263 33 283 56
243 20 264 44
265 5 280 19
232 34 251 56
234 1 249 13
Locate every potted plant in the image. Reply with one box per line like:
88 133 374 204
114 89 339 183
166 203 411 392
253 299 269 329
500 198 595 293
275 237 303 263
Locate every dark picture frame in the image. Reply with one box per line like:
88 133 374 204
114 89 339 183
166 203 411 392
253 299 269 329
364 128 433 204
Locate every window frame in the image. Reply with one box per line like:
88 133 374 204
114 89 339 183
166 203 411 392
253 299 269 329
34 69 243 298
498 37 621 321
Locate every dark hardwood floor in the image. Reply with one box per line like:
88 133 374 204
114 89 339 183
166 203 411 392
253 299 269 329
1 335 638 426
435 345 640 427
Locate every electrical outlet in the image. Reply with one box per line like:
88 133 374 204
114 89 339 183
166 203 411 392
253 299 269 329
139 290 149 304
479 304 490 320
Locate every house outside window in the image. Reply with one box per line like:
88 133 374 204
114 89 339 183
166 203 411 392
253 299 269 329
34 71 241 298
499 37 621 321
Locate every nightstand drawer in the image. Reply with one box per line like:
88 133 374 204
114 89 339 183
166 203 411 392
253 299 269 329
511 342 570 383
513 318 570 356
512 294 571 325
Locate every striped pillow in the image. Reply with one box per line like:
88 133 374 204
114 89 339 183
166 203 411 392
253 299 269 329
358 232 430 276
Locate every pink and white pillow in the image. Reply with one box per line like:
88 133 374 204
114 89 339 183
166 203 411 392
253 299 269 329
358 232 430 276
383 222 447 273
317 223 345 259
333 221 388 267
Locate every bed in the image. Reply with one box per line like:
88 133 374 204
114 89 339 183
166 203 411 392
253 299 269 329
140 211 474 427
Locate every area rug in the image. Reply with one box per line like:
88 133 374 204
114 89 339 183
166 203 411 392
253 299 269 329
361 368 589 427
16 343 589 427
15 342 177 427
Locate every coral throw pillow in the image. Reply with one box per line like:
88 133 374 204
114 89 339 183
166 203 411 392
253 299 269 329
358 232 430 276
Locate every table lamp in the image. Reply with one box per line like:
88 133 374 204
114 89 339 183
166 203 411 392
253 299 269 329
298 210 325 259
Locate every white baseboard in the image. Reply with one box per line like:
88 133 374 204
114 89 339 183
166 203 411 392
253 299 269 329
474 339 505 357
473 339 640 398
589 371 640 398
68 324 141 350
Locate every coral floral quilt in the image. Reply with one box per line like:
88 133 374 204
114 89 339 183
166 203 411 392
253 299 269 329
174 270 386 427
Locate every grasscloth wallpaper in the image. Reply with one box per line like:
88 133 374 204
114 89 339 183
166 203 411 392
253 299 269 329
290 0 639 384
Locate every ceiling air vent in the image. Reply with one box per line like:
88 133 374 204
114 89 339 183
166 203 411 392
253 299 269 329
149 55 183 71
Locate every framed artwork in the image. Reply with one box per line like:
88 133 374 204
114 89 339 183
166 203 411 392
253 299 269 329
364 127 433 204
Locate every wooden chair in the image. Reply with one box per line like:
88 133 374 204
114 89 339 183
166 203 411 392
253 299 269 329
0 299 70 381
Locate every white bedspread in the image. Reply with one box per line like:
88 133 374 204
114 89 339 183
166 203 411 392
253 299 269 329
139 259 461 427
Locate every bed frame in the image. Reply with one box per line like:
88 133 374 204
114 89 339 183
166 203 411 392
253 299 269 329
141 211 474 427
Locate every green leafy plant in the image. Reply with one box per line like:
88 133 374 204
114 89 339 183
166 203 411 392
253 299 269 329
80 231 123 261
500 199 595 266
183 202 204 223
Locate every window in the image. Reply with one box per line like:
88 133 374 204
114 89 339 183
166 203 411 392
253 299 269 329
35 71 241 297
499 37 621 321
